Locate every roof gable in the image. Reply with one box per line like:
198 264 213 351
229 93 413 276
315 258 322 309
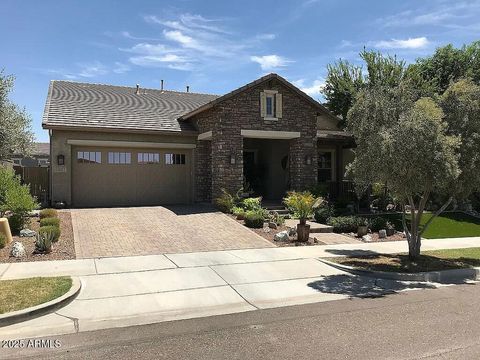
179 73 339 121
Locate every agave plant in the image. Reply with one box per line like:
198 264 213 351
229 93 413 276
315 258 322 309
35 229 55 254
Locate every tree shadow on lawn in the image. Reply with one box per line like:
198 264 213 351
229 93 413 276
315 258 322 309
307 274 437 299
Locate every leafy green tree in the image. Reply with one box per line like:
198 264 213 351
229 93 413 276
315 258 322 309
0 71 34 161
322 49 408 121
347 83 464 259
411 41 480 94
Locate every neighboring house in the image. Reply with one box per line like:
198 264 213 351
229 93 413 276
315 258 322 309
42 73 354 208
11 142 50 167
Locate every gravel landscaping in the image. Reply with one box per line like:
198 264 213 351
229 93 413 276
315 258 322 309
0 210 75 263
328 247 480 273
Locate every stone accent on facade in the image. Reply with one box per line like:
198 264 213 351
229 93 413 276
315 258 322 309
195 140 212 202
192 77 322 201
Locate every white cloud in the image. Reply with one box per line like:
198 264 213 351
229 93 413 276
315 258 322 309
250 55 292 71
122 13 283 72
112 62 131 74
76 62 108 78
292 78 325 97
378 2 480 28
374 37 429 49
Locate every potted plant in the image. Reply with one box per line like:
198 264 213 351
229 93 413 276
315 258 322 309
283 191 319 242
386 221 395 236
357 218 369 237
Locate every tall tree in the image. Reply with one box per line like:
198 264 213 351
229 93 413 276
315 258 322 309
322 49 408 121
410 41 480 94
347 79 480 259
0 71 34 161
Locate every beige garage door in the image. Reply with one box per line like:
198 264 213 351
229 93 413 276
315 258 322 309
72 146 192 207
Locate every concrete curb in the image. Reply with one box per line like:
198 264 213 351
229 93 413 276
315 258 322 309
0 277 81 327
318 258 480 283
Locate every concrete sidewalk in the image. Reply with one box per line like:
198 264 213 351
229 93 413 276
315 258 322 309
0 237 478 340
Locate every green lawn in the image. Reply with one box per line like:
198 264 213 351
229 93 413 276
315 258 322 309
0 276 72 314
329 247 480 273
369 212 480 239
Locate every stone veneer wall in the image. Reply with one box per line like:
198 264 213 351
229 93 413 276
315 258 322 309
192 77 320 201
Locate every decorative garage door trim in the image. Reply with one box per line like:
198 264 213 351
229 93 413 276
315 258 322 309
67 139 197 149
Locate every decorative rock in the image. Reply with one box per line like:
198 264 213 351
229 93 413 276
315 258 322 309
287 227 297 237
263 227 271 233
378 229 387 239
274 230 290 242
362 235 372 242
268 222 278 229
20 229 36 237
10 241 26 258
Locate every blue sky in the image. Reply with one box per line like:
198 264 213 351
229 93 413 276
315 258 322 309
2 0 480 142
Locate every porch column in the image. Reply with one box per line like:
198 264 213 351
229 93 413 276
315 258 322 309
335 144 343 196
289 134 318 191
194 140 212 202
211 128 243 200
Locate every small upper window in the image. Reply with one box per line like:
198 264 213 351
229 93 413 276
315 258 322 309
266 94 275 117
261 91 282 119
78 151 101 164
165 153 186 165
108 152 131 164
138 152 160 164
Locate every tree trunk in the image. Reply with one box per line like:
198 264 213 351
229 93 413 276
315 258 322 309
297 223 311 242
407 232 421 260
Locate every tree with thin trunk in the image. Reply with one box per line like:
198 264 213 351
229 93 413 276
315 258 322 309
346 79 480 259
0 71 34 161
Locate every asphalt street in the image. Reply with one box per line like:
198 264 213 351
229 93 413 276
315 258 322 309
2 282 480 360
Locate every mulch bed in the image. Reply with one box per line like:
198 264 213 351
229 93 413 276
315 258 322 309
0 210 76 263
228 214 320 247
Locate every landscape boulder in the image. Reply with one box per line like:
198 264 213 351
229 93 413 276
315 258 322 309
20 229 36 237
274 230 290 242
10 241 26 258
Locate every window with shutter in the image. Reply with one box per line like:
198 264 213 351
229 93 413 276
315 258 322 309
261 90 282 120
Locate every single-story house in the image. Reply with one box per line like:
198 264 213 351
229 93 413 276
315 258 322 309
11 142 50 167
42 73 354 208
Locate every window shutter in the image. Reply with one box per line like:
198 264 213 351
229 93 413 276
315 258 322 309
260 92 266 117
275 93 282 118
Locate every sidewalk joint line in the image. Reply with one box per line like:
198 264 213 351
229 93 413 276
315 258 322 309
55 312 80 333
0 263 12 279
208 266 260 310
75 284 228 301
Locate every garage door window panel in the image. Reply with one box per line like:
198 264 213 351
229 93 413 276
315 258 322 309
165 153 186 165
138 152 160 164
77 151 101 164
108 152 131 164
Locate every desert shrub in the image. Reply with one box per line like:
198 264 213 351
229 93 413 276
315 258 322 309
269 211 286 226
40 217 60 228
35 229 54 253
314 204 335 224
244 210 265 228
214 188 236 213
0 233 6 249
39 208 58 219
327 216 366 233
39 225 61 243
241 197 262 211
368 216 388 232
283 191 318 221
0 167 38 233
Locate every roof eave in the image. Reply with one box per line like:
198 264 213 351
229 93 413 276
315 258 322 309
42 124 199 136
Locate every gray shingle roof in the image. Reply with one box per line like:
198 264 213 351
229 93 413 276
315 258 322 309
42 81 219 133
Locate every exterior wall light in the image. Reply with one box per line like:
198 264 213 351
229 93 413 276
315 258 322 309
305 155 312 165
57 154 65 166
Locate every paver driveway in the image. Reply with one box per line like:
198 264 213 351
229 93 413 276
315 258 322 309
71 205 274 258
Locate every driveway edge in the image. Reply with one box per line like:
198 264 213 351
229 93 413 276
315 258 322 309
318 258 480 283
0 277 82 327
